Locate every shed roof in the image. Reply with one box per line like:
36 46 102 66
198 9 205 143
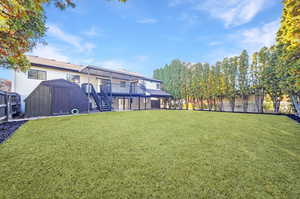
40 79 79 88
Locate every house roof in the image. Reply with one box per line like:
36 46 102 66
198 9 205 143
27 56 162 82
27 56 83 72
82 66 162 82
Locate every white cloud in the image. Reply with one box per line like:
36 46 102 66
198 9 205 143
239 20 279 51
134 55 149 62
200 0 269 27
97 60 126 70
136 18 158 24
203 0 269 27
168 0 194 7
82 42 96 53
29 44 70 62
201 20 278 63
169 0 269 27
179 12 199 25
208 41 222 46
90 55 150 72
47 24 96 52
83 26 103 37
47 24 81 48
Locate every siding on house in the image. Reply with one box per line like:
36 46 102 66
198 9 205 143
13 56 171 113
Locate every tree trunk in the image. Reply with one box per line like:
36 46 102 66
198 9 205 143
218 96 224 112
191 98 195 110
243 95 249 112
208 98 212 111
291 95 300 116
175 99 178 109
200 98 204 109
272 96 281 113
179 100 183 110
185 98 189 110
255 88 264 113
196 98 200 110
229 96 235 112
213 98 217 111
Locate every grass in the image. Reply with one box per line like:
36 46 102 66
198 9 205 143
0 110 299 199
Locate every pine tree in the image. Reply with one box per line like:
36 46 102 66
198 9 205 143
262 46 285 113
277 0 300 115
238 50 250 112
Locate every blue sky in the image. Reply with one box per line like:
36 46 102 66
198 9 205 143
1 0 282 80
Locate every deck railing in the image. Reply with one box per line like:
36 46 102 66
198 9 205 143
109 82 146 95
0 91 21 122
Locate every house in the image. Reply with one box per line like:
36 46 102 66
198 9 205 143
0 78 12 92
12 56 172 114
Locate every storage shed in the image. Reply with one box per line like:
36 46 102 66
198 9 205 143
25 79 89 117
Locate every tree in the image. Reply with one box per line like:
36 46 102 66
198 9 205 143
181 63 192 110
238 50 250 112
202 63 211 110
256 46 271 112
262 46 285 113
208 65 217 110
276 0 300 115
154 59 187 109
215 61 225 111
223 57 238 112
250 51 264 113
0 0 127 71
190 63 205 109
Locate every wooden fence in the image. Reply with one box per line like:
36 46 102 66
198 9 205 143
0 90 21 122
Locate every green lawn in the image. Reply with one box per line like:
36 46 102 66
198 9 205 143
0 111 299 199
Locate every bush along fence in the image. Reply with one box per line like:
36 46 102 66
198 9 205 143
0 90 21 122
164 94 293 114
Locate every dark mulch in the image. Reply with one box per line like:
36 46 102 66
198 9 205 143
286 114 300 123
0 121 27 144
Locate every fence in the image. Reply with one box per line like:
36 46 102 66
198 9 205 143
166 94 294 114
0 90 21 122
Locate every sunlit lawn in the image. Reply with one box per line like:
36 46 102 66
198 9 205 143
0 110 299 198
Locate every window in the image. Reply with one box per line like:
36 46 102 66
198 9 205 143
156 83 160 89
120 81 126 88
28 69 47 80
67 74 80 84
101 79 111 85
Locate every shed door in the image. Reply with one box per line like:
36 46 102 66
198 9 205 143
52 87 70 115
25 86 52 117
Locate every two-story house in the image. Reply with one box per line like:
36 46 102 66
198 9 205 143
12 56 171 114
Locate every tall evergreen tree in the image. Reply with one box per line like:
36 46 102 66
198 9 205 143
250 52 264 112
277 0 300 115
223 57 238 112
262 46 285 113
238 50 250 112
215 61 225 111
